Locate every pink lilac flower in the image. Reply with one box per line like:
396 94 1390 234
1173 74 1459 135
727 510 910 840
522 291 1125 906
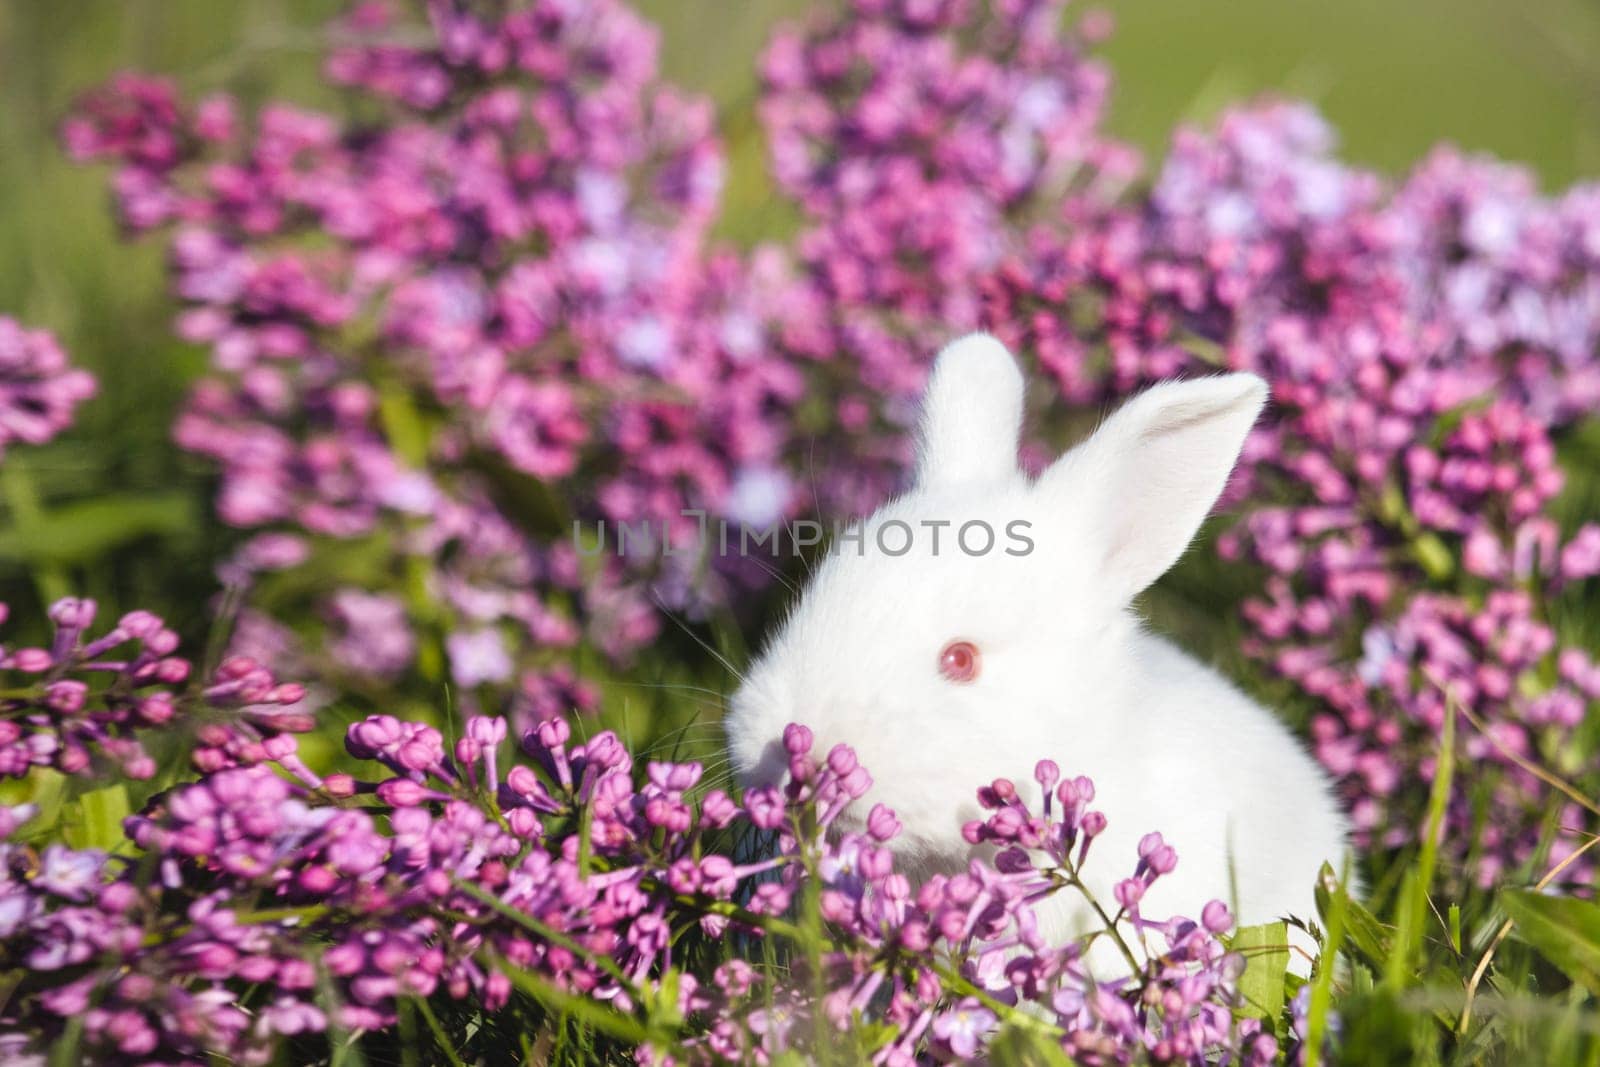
757 0 1133 515
988 97 1600 886
327 590 415 679
0 646 1270 1067
0 598 308 781
67 0 786 716
0 318 96 455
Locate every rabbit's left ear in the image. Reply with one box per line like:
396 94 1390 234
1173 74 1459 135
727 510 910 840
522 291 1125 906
1037 373 1267 603
913 333 1025 491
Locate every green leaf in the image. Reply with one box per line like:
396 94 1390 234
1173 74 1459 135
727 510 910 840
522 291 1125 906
1332 987 1419 1065
1501 889 1600 996
1233 921 1289 1029
251 535 394 609
408 996 468 1067
61 783 129 852
0 491 196 565
1411 531 1455 580
0 766 66 840
644 967 685 1031
376 380 433 468
46 1012 85 1067
1304 869 1351 1067
499 964 652 1046
312 947 371 1067
1389 700 1455 986
465 451 568 538
988 1021 1078 1067
1376 482 1408 526
1316 863 1394 970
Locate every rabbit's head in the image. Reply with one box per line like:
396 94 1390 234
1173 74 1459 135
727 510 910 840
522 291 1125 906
726 333 1266 864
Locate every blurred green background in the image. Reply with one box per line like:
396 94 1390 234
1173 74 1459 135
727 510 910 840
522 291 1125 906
1 0 1599 637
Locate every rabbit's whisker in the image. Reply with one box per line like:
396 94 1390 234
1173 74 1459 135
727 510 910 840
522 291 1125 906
651 596 748 685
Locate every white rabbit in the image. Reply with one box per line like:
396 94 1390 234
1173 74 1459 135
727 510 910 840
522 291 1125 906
725 332 1352 972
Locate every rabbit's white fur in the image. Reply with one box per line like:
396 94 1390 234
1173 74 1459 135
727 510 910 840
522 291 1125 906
726 333 1352 970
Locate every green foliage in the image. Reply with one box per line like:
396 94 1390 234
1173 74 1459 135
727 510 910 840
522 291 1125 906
1502 891 1600 998
0 486 198 568
989 1022 1081 1067
1315 864 1394 973
1233 921 1290 1030
59 781 129 852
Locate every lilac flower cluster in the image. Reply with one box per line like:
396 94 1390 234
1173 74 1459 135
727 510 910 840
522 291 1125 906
986 101 1600 885
991 102 1600 417
0 597 307 782
755 0 1133 513
1309 590 1600 886
0 671 1281 1065
0 317 95 456
63 0 810 727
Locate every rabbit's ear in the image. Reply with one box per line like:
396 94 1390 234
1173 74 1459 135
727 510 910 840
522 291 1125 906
913 333 1025 491
1038 373 1267 602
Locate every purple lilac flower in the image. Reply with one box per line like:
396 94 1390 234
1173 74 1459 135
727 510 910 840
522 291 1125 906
988 98 1600 887
326 589 415 679
0 318 95 455
0 598 308 781
0 643 1270 1067
66 0 792 714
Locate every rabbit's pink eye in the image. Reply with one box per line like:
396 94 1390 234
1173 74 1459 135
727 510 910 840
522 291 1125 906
938 640 980 683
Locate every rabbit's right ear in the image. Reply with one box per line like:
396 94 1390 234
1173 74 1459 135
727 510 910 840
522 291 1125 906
1036 373 1267 604
912 333 1025 492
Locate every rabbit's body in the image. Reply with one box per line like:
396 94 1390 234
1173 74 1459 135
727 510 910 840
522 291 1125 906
726 333 1351 969
1086 631 1347 948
